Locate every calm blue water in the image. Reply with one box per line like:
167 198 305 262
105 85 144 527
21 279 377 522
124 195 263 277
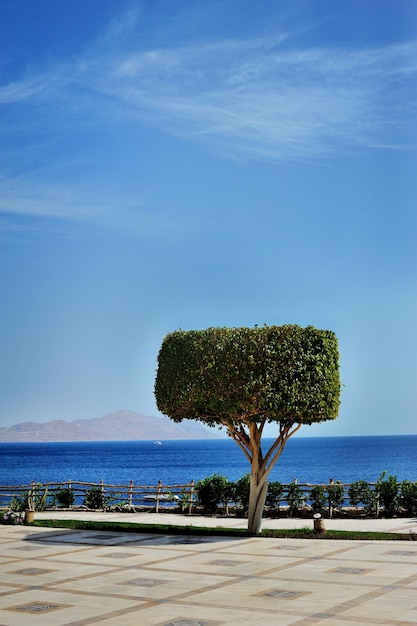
0 435 416 487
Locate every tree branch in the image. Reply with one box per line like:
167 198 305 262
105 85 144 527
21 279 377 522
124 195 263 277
261 422 302 480
226 423 252 463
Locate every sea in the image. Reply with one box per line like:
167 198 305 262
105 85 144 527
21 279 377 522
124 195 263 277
0 435 416 488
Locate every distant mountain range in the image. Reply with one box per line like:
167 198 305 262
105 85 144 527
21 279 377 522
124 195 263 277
0 410 220 442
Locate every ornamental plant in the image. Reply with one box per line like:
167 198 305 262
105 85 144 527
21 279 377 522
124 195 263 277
348 480 372 508
27 483 49 511
399 480 417 516
10 483 49 512
310 485 326 515
286 481 304 517
54 487 75 508
234 474 250 515
326 480 344 517
195 474 231 514
83 487 107 510
265 481 284 515
0 509 24 525
378 474 400 516
155 324 341 534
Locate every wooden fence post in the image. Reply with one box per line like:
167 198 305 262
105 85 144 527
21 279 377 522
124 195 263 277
100 479 105 510
129 480 133 510
68 480 72 508
188 480 194 514
328 478 334 519
156 480 162 513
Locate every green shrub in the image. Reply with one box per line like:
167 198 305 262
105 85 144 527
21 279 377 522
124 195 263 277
326 480 344 517
348 480 372 508
359 472 390 517
378 475 400 516
310 485 326 514
286 482 304 517
234 474 250 514
399 480 417 516
265 481 283 514
195 475 231 514
9 495 27 512
83 487 106 510
55 487 75 508
222 481 236 515
10 484 49 512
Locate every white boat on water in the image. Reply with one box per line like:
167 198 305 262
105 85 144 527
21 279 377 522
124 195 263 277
153 440 162 445
143 493 179 501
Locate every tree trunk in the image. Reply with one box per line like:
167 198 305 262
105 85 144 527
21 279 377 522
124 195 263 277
227 421 302 535
247 465 268 534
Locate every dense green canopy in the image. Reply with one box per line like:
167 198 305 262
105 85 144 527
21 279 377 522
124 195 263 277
155 324 341 534
155 324 340 428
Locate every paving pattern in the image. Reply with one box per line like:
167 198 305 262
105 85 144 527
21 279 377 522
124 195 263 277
1 524 417 625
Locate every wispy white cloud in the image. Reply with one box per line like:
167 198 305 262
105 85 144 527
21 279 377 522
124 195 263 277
107 38 416 159
3 32 415 159
0 176 196 239
0 10 416 232
0 77 49 104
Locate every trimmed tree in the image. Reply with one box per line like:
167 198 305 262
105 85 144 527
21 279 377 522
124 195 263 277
154 324 341 534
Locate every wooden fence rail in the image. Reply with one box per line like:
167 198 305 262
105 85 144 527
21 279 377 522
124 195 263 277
0 480 196 513
0 479 382 517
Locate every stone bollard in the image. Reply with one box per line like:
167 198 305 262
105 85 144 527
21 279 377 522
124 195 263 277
313 513 326 534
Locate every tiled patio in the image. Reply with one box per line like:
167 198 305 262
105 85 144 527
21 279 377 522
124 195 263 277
1 523 417 625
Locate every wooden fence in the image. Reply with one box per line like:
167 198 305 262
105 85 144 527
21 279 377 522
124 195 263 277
0 478 378 517
0 480 196 513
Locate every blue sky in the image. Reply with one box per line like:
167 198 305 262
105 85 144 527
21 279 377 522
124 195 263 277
1 0 416 437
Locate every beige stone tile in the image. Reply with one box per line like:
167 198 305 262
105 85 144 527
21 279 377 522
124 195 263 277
399 609 417 623
380 587 417 602
94 601 303 626
188 575 378 616
222 615 305 625
0 584 24 594
303 616 370 626
3 558 117 586
0 588 146 626
221 538 355 562
189 586 306 614
0 556 21 566
329 541 417 562
2 541 98 560
55 569 235 601
2 526 417 626
267 554 417 589
339 593 417 621
140 551 297 577
42 545 190 566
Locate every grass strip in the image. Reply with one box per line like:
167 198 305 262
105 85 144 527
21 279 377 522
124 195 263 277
262 528 416 541
31 519 416 541
31 519 251 537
